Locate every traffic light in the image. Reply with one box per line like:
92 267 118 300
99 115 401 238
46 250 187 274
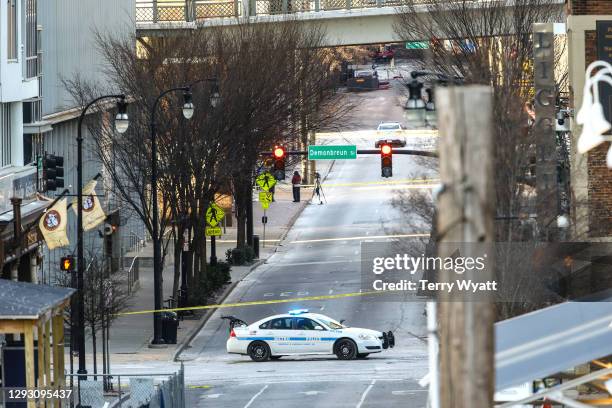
60 256 75 272
381 143 392 178
273 146 286 180
42 154 64 191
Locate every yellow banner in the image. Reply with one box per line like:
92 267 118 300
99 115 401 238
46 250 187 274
73 180 106 231
39 198 70 250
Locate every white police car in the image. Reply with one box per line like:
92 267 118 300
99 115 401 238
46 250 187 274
223 309 395 362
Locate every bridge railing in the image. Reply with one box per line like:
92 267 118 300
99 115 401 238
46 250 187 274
136 0 406 23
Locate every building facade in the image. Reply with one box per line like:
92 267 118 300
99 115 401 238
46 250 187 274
567 0 612 238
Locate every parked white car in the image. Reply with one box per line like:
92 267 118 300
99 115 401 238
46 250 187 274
223 309 395 362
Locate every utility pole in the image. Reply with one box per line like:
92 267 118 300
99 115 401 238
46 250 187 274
436 86 495 408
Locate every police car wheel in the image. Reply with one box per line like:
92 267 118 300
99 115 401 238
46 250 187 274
356 353 369 359
335 339 357 360
248 341 271 362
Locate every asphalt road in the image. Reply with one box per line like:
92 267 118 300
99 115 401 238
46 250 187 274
176 78 438 408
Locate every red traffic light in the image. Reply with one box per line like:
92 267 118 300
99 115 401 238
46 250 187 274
273 147 285 159
381 144 392 155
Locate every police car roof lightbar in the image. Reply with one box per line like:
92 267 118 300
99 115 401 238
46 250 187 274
288 309 309 315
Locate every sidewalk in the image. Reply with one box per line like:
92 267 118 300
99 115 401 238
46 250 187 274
70 162 331 368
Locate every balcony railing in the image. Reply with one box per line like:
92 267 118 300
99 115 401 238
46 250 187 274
136 0 402 23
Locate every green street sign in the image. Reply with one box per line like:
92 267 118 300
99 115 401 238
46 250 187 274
406 41 429 49
308 145 357 160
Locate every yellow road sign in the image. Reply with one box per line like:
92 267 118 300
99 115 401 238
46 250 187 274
205 226 222 236
261 201 270 210
259 191 273 204
256 172 276 192
205 203 225 227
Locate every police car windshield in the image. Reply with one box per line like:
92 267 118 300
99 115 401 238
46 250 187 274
317 317 346 329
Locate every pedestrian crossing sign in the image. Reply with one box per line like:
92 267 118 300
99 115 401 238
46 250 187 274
205 226 222 236
259 191 273 204
205 203 225 227
256 172 276 192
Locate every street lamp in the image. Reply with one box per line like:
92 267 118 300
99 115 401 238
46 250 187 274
425 88 437 128
76 94 129 375
150 85 192 345
404 79 426 127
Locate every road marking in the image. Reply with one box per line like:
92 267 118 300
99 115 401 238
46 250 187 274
356 380 376 408
391 390 427 395
269 260 359 267
263 293 274 297
328 289 334 295
190 385 213 389
320 306 325 311
244 385 268 408
202 394 223 399
300 391 326 396
290 233 429 244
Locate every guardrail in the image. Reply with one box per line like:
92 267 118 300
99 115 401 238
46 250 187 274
135 0 403 23
65 365 185 408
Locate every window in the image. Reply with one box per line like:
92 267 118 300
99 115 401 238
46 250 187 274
267 317 293 330
7 0 17 60
295 318 323 331
25 0 37 77
0 104 12 167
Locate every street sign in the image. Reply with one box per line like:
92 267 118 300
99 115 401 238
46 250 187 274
256 172 276 192
205 203 225 227
261 200 270 210
259 191 273 204
405 41 429 49
205 226 222 236
308 145 357 160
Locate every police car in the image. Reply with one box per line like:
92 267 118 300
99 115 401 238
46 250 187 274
223 309 395 362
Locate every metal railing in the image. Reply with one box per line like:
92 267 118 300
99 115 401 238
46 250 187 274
135 0 403 23
65 365 185 408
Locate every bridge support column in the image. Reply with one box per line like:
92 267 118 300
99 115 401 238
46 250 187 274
153 0 158 22
314 0 320 11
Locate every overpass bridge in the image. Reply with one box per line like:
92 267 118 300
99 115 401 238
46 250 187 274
136 0 565 46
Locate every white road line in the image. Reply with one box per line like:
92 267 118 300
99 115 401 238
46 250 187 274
356 380 376 408
244 385 268 408
290 233 429 244
328 289 334 295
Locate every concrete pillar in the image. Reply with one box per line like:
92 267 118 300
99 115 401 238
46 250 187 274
10 101 23 166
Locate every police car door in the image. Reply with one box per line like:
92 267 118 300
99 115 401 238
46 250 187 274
266 317 295 354
293 317 328 353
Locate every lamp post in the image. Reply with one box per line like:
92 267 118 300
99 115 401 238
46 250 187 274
76 94 129 375
150 86 194 345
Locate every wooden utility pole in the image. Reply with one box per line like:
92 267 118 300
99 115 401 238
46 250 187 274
436 86 496 408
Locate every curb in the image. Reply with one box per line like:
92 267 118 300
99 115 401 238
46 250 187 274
172 259 265 362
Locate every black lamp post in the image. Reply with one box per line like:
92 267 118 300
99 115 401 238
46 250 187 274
76 94 129 375
149 86 194 345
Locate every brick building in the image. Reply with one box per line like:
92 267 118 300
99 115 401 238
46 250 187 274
567 0 612 238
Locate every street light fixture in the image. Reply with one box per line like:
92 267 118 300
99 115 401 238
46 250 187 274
404 79 426 127
76 94 128 376
149 85 192 346
425 88 437 128
182 91 194 119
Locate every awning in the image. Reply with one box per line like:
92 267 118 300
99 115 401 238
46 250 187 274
23 120 53 134
495 298 612 390
0 279 74 320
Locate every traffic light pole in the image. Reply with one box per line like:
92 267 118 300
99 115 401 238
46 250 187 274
76 94 125 376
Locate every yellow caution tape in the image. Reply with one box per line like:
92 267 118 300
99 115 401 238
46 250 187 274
117 290 388 316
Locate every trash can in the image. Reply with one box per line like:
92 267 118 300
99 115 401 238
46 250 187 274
253 235 260 259
161 312 179 344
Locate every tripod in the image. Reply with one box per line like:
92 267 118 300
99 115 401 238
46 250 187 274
314 176 326 205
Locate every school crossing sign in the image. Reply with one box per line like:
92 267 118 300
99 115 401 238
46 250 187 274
205 203 225 227
256 172 276 192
